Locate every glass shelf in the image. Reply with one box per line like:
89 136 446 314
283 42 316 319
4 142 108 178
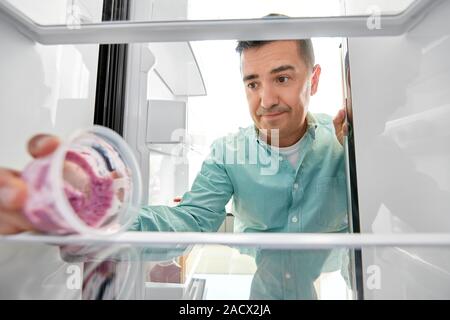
0 0 439 44
1 231 450 299
4 0 418 26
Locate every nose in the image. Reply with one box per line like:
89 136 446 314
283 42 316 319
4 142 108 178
260 84 279 110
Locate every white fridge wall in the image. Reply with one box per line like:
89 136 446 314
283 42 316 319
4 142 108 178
4 0 104 25
348 1 450 298
0 21 99 169
0 3 99 299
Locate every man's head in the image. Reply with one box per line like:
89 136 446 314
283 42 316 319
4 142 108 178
236 17 321 146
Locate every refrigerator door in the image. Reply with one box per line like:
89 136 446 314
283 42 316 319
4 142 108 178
346 0 450 298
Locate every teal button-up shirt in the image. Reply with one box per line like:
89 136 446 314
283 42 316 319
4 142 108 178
132 112 349 299
133 112 348 234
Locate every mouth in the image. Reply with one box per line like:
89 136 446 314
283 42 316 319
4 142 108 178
261 111 285 119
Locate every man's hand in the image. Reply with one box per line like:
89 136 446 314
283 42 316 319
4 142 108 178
333 107 348 146
0 135 60 234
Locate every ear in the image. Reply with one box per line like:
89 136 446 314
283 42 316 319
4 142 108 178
310 64 321 96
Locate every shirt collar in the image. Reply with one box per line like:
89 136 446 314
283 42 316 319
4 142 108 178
253 111 318 145
306 112 318 140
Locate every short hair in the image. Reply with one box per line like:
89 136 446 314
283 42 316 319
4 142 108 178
235 14 315 71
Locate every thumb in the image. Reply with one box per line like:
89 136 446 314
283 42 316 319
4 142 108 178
27 134 60 159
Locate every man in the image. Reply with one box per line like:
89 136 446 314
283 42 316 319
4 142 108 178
130 39 348 235
0 38 349 298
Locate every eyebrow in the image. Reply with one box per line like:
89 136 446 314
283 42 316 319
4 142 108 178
243 64 296 82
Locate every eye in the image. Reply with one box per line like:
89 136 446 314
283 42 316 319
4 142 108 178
277 76 289 84
247 82 258 89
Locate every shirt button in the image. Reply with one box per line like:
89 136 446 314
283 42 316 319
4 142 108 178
293 183 299 190
291 216 298 223
285 273 291 279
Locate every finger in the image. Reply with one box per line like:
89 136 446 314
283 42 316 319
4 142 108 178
339 108 346 120
0 209 35 234
333 108 345 129
6 169 22 178
0 169 28 211
28 134 60 159
0 221 22 235
3 210 35 230
343 122 349 136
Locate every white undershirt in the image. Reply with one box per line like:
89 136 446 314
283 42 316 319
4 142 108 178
273 138 302 169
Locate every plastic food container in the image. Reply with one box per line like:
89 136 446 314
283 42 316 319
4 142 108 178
21 126 142 235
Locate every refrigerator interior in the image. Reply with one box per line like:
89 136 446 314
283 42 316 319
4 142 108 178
0 0 450 299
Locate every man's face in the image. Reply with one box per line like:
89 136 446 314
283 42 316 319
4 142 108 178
241 40 320 141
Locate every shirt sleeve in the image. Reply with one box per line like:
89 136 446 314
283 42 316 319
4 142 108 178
130 138 234 232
